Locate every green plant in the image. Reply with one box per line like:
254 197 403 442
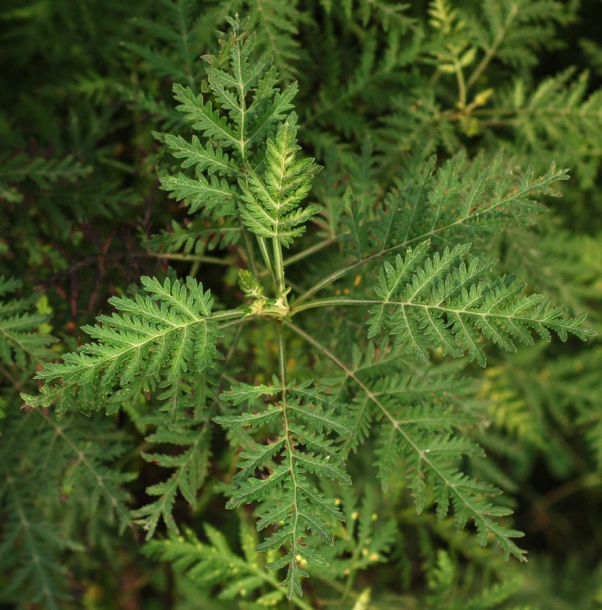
2 2 602 609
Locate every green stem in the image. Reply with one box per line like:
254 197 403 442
257 236 278 293
293 264 361 308
283 238 337 268
272 237 286 297
291 297 377 316
189 260 201 277
210 309 246 323
241 223 259 277
276 324 305 601
219 316 253 331
144 252 232 266
339 551 361 610
453 56 467 108
466 2 519 90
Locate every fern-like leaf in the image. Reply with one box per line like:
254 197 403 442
0 471 70 610
367 242 594 366
22 276 221 417
287 322 526 560
144 521 288 605
216 377 351 598
133 413 213 537
0 277 56 369
495 69 602 187
371 152 567 257
145 217 242 255
0 154 91 204
0 410 133 606
157 15 301 224
123 0 208 90
240 113 321 246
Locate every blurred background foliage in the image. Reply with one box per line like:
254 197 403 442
0 0 601 608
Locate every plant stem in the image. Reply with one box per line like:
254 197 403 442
144 251 232 266
209 309 246 322
241 223 259 277
283 238 337 267
453 56 467 108
272 237 286 297
257 236 278 293
466 2 519 90
219 316 253 331
276 323 305 602
291 297 378 316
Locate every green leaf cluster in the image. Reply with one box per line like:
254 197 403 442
1 2 601 608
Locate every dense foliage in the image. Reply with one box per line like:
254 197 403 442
1 1 601 608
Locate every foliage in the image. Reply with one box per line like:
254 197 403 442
1 1 602 608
